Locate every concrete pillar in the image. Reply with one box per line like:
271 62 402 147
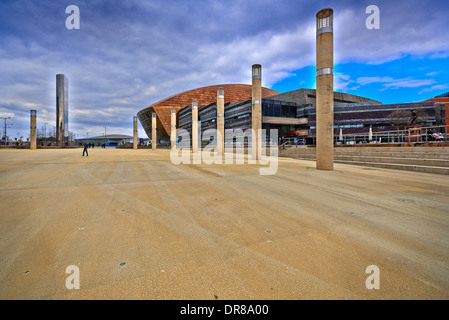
170 108 177 151
30 110 37 150
133 116 138 149
192 100 199 153
251 64 262 160
316 8 334 170
56 74 68 146
217 87 225 157
152 113 157 150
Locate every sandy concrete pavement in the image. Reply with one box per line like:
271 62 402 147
0 147 448 299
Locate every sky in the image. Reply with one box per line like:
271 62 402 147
0 0 448 140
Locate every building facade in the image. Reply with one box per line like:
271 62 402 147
425 92 449 128
176 88 382 143
307 101 445 137
137 84 280 143
76 134 133 146
139 86 447 146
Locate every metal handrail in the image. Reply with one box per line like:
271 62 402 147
335 125 448 144
340 125 448 137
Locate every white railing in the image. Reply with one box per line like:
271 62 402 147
333 125 448 145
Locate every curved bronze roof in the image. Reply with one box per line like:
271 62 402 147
137 84 279 138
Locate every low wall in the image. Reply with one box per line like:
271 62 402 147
0 146 79 149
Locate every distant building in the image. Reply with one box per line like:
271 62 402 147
307 101 444 137
176 88 381 141
424 92 449 128
76 134 133 146
138 86 447 145
435 92 449 98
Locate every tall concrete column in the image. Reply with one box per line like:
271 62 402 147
152 113 157 150
170 108 177 151
217 87 225 157
56 74 68 146
251 64 262 161
192 100 199 153
316 8 334 170
30 110 37 150
133 116 138 149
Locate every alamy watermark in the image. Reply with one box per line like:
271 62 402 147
64 5 379 30
65 265 80 290
366 5 380 29
365 265 380 289
65 5 80 30
64 263 381 291
170 128 279 176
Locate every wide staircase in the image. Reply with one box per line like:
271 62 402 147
280 145 449 175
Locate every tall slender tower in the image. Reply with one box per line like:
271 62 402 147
316 9 334 170
56 74 68 146
133 116 138 149
192 100 199 154
217 87 225 157
30 110 37 150
152 113 157 150
170 108 177 151
251 64 262 161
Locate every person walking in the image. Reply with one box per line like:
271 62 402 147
82 143 88 157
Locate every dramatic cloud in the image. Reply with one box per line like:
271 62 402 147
0 0 448 139
357 76 437 90
334 73 360 91
334 1 449 64
418 84 449 95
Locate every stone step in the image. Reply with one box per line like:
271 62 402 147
334 155 449 167
289 154 315 159
281 149 449 159
285 146 449 153
280 146 449 174
335 149 449 154
287 154 449 167
334 146 449 153
281 149 315 155
335 160 449 175
334 151 449 159
290 157 449 175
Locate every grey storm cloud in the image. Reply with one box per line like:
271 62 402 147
0 0 448 138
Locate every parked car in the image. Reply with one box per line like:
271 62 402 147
430 132 445 141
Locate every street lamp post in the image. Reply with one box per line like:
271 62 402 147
44 122 48 146
1 117 11 145
103 126 106 147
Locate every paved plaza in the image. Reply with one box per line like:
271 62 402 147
0 147 448 299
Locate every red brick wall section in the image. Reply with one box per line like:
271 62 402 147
425 97 449 129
